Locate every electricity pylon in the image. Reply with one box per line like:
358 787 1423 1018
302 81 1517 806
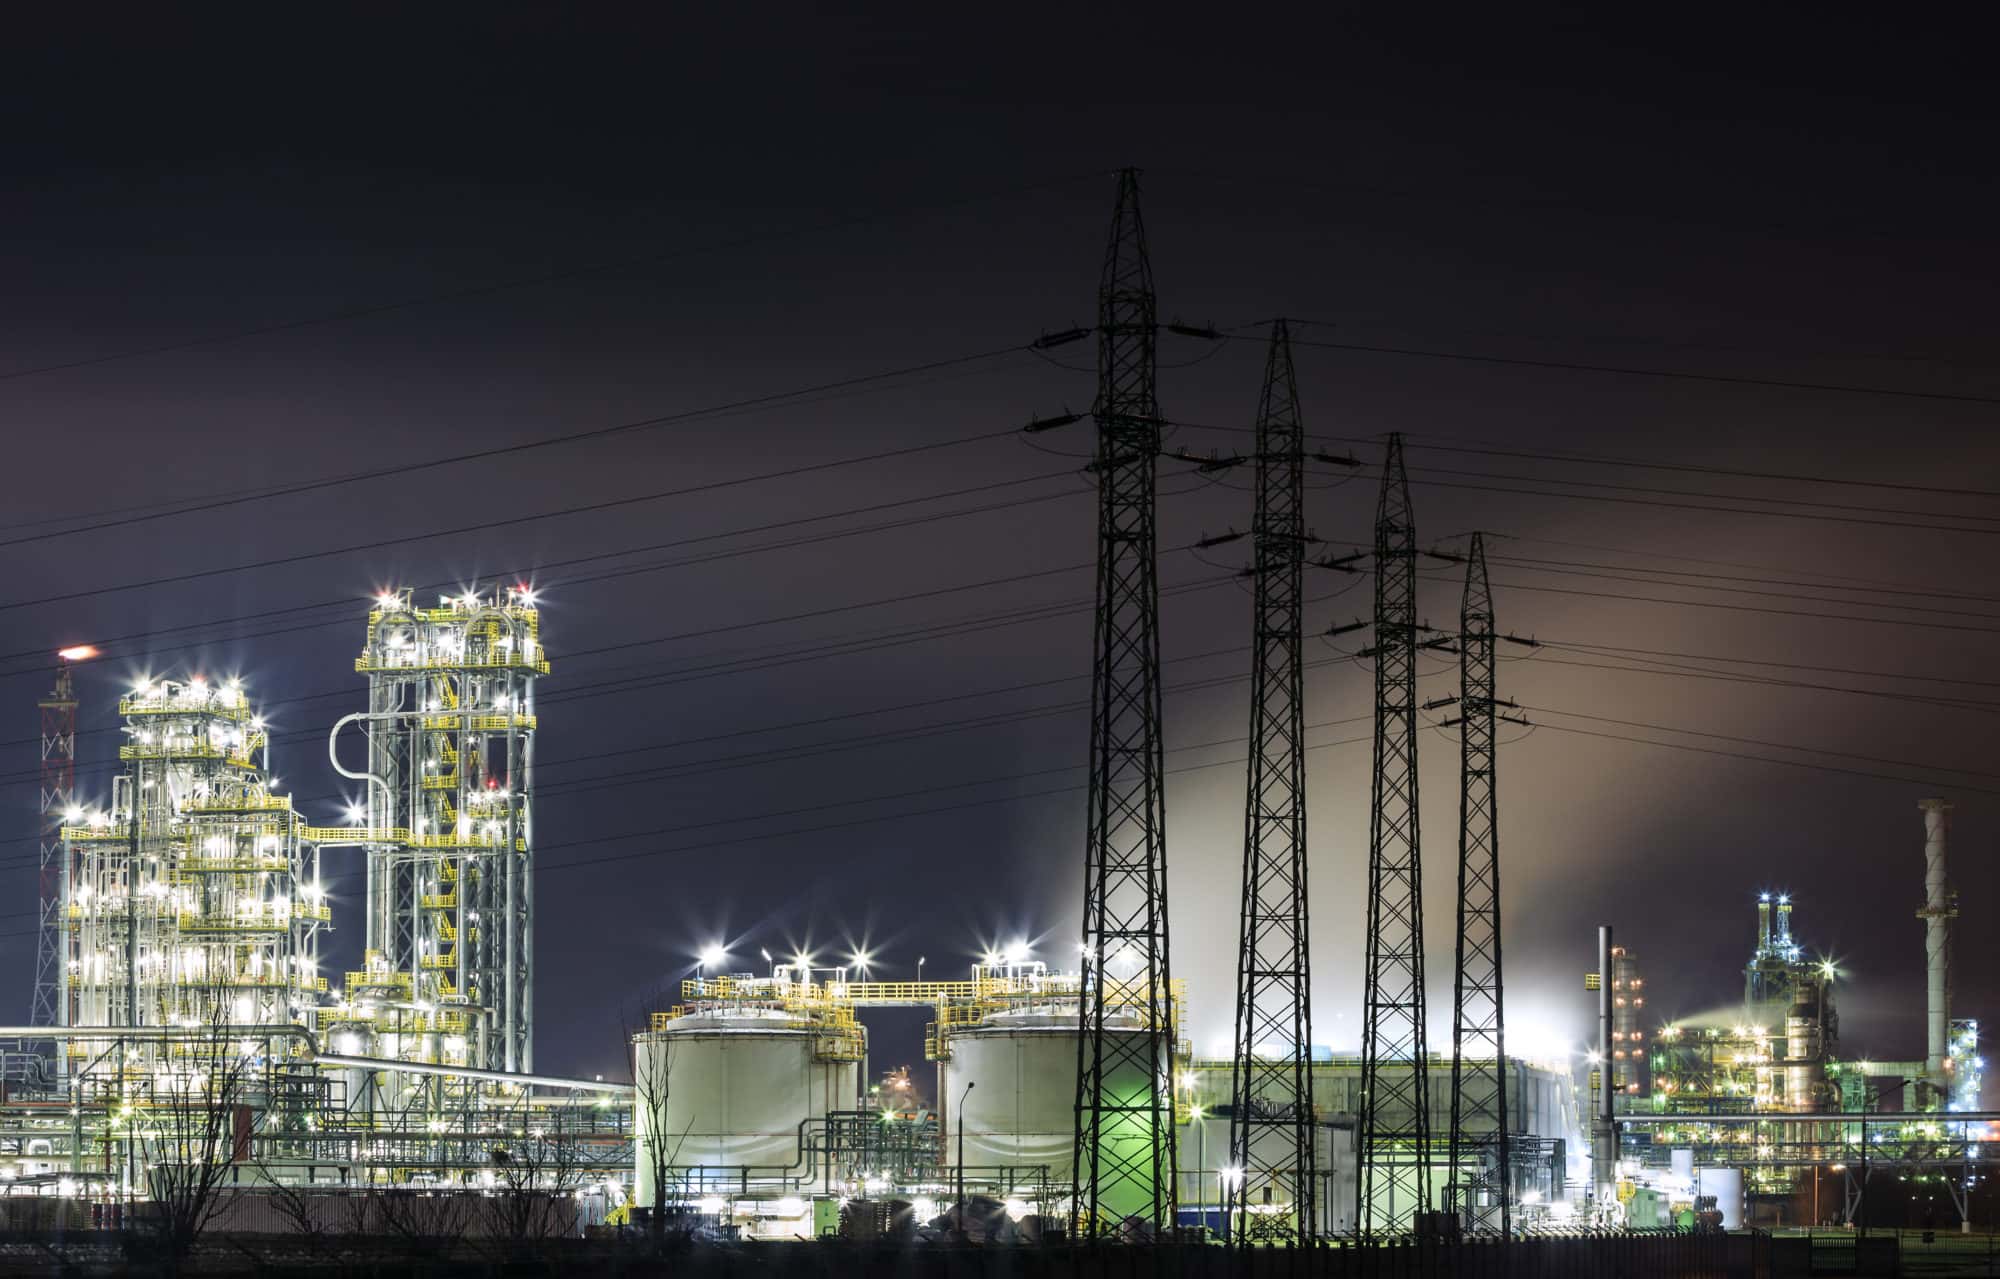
1072 167 1177 1238
1226 319 1316 1244
1356 433 1430 1233
1446 532 1510 1235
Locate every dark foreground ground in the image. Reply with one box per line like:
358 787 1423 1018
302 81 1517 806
0 1228 1785 1278
17 1226 2000 1277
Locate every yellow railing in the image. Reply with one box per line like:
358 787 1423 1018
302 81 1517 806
177 855 289 874
180 793 293 813
356 653 549 674
346 968 412 992
119 742 256 767
412 834 525 851
172 920 284 934
419 714 538 732
117 695 252 719
419 893 458 910
300 825 410 844
61 825 146 842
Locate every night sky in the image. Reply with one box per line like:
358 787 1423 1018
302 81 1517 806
3 9 1996 1089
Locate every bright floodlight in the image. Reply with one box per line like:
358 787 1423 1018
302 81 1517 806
1006 941 1029 964
698 945 727 968
56 646 97 662
850 949 873 969
344 803 366 825
375 590 399 607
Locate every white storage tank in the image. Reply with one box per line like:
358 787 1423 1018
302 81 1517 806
634 1010 862 1207
937 1011 1165 1220
1695 1166 1744 1229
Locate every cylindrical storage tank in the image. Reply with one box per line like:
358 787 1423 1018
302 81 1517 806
1696 1167 1744 1230
633 1012 861 1207
1669 1148 1694 1183
937 1012 1164 1221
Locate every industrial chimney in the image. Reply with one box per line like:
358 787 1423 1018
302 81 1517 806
1918 799 1956 1086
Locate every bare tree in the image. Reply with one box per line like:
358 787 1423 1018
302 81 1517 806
257 1171 331 1256
133 993 261 1269
483 1096 589 1246
374 1185 475 1258
625 1002 686 1246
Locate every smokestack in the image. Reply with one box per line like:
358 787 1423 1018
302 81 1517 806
1919 799 1955 1084
1757 893 1772 953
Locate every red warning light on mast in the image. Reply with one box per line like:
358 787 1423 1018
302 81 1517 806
56 646 98 662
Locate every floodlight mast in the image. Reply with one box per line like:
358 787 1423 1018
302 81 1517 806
34 647 93 1040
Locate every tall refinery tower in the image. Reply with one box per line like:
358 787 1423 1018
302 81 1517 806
335 586 544 1073
62 678 326 1051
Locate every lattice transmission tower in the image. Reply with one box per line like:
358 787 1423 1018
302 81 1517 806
1356 433 1430 1232
1071 167 1178 1237
1446 532 1510 1234
1226 318 1317 1243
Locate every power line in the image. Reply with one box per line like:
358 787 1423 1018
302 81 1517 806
1404 464 2000 530
1379 463 2000 540
1263 330 2000 408
1512 651 2000 716
1521 704 2000 784
1487 554 2000 609
1397 438 2000 503
0 422 1043 615
0 629 1328 876
0 571 1252 797
1467 572 2000 636
0 467 1111 681
1523 721 2000 799
0 170 1106 386
1541 639 2000 691
1475 558 2000 623
0 722 1377 935
0 344 1038 554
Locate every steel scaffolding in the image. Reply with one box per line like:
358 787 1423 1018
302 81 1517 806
336 587 543 1074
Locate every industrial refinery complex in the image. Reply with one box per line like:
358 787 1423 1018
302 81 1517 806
0 171 1986 1265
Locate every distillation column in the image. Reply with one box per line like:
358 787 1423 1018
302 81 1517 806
342 588 544 1073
